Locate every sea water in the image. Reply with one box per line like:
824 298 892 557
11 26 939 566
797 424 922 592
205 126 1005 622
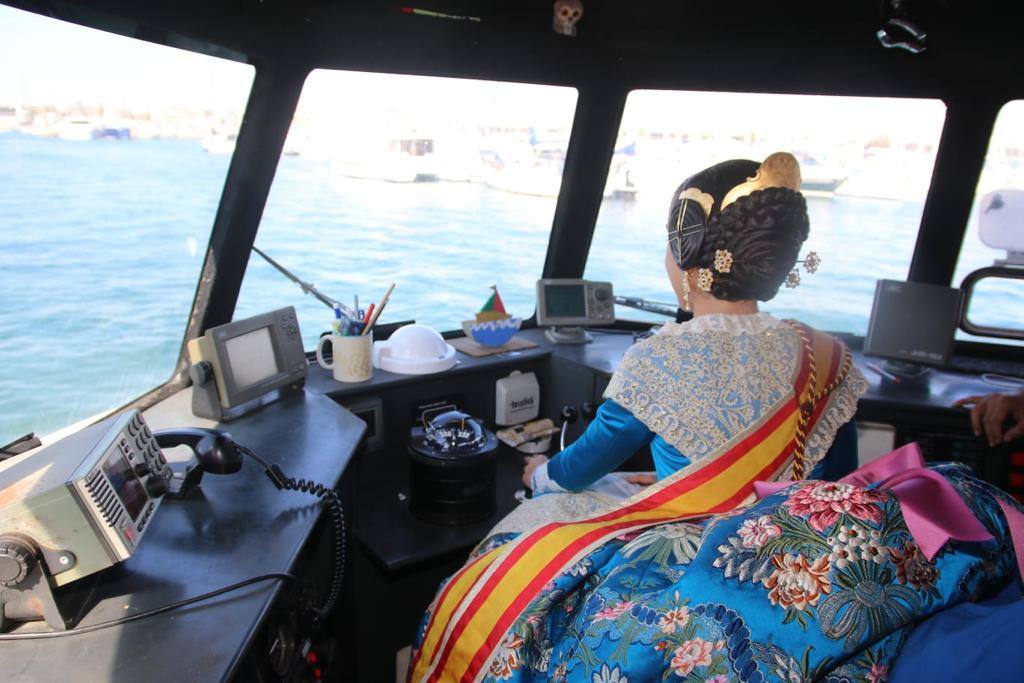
0 132 1013 445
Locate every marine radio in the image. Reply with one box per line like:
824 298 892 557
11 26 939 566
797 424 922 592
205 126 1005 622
0 410 250 632
0 410 169 630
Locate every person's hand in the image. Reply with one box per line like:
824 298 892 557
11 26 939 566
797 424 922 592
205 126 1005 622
953 392 1024 446
620 472 658 486
522 454 549 489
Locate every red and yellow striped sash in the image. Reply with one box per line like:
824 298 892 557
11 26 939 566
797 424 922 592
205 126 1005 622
411 323 850 683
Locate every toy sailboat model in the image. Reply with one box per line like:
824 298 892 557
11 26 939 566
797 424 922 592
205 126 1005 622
462 286 521 346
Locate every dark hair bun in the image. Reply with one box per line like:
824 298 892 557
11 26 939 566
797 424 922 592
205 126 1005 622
666 159 760 271
700 187 809 302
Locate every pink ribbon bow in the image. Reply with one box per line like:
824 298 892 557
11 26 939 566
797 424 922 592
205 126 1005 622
755 443 1012 565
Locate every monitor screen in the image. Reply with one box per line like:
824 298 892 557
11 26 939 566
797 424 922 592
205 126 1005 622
864 279 961 367
103 450 147 520
544 284 587 318
224 326 280 389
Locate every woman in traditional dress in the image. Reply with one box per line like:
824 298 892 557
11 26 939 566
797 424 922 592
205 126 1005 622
521 151 863 506
408 153 1023 683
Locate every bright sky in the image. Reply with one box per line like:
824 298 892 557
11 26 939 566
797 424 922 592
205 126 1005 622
0 1 951 146
0 5 253 111
296 69 579 132
0 4 577 124
623 90 948 144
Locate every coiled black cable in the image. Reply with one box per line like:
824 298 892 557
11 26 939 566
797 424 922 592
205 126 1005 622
236 444 346 623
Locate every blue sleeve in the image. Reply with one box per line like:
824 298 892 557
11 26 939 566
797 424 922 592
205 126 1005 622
546 400 655 492
809 419 859 481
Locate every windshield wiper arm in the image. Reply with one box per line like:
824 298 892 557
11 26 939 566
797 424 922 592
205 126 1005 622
614 295 678 318
251 246 356 318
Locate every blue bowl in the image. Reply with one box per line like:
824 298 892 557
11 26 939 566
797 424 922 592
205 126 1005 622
462 318 521 347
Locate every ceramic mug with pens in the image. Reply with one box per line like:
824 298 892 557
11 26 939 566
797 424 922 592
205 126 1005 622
316 332 373 382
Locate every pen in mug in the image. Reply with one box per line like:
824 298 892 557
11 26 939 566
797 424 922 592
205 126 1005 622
362 283 395 335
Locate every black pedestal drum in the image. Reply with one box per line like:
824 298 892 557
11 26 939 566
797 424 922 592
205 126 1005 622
408 410 498 525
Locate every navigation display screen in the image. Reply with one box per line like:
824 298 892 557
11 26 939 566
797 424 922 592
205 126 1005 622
865 280 960 366
545 285 587 318
103 451 147 520
224 326 280 389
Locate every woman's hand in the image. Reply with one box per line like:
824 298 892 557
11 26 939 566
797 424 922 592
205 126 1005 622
620 472 658 486
522 454 549 489
954 392 1024 446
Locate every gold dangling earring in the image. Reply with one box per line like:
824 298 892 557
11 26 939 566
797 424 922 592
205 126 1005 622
681 270 692 310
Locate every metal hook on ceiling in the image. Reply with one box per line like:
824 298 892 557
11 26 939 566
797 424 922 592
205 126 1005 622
877 16 927 54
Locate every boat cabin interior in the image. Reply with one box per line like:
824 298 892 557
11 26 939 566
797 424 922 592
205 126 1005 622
2 1 1024 681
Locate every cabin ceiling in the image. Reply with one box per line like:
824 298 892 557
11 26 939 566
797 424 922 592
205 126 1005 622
5 0 1023 100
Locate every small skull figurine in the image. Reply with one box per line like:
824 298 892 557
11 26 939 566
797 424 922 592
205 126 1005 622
553 0 583 37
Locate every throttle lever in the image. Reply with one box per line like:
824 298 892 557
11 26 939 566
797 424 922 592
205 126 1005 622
559 405 579 452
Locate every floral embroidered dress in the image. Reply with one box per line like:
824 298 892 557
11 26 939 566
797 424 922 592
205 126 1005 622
408 316 1022 682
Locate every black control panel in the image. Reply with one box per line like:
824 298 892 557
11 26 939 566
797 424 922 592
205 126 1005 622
895 427 1022 503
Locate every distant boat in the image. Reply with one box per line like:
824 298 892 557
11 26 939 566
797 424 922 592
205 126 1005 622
483 131 575 198
479 151 561 197
836 172 929 201
835 152 932 201
801 176 844 197
282 127 308 156
0 105 19 132
606 146 639 200
331 136 443 182
201 132 236 154
56 118 96 141
793 152 845 198
481 144 638 200
92 126 132 141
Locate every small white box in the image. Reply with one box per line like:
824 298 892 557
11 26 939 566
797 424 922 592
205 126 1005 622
495 370 540 426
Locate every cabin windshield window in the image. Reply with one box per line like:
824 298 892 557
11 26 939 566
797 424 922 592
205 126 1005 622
234 70 578 344
584 90 946 335
0 6 254 445
953 100 1024 342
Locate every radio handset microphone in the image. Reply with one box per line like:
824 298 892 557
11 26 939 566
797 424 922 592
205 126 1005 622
157 428 345 623
154 428 243 499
